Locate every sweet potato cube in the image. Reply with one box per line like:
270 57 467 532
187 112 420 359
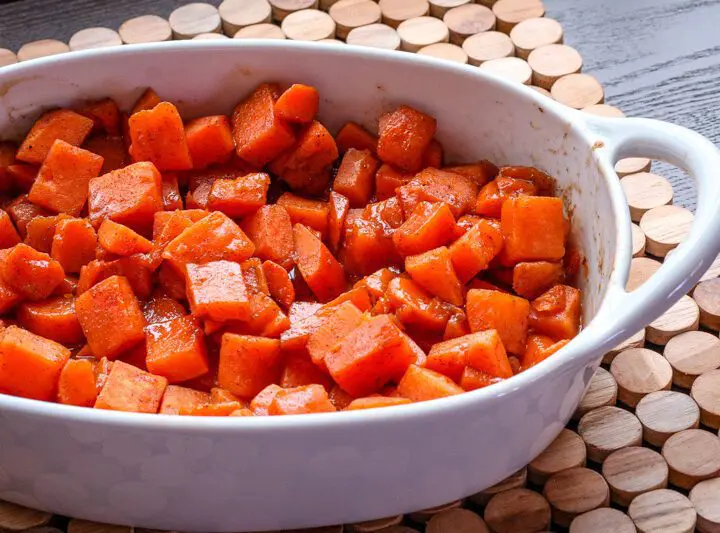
185 260 250 321
280 351 333 390
17 295 84 345
241 204 294 270
375 163 413 201
75 275 146 359
88 161 164 233
232 83 295 167
427 330 512 382
307 301 365 369
143 293 186 325
386 276 450 332
131 88 161 114
460 367 502 391
277 192 329 237
274 84 319 124
159 385 210 415
522 334 570 368
78 98 121 136
466 288 530 355
393 201 458 257
17 109 94 165
262 260 295 309
325 314 418 397
513 261 564 299
0 210 20 250
0 243 65 300
94 360 167 413
528 284 581 340
83 135 128 174
501 196 566 263
405 246 463 306
397 168 478 218
97 219 153 257
207 172 270 218
377 105 436 173
444 160 498 188
241 257 269 295
448 219 504 283
185 115 234 169
327 191 349 253
218 333 283 398
294 223 346 302
51 218 98 273
335 121 378 154
24 214 67 253
28 140 104 216
0 326 71 401
268 384 336 415
475 177 537 218
77 255 154 300
345 396 412 410
128 101 193 171
333 148 379 207
250 383 283 415
162 211 255 273
57 358 98 407
146 315 209 383
396 364 463 402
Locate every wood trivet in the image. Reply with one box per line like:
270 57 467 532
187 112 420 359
2 1 720 532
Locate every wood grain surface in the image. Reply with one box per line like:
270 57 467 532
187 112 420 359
0 0 718 208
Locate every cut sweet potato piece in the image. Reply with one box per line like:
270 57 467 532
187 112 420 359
460 367 502 391
501 196 566 263
427 330 512 383
161 173 183 211
83 135 128 174
241 204 294 270
250 384 283 415
307 301 365 370
448 218 504 283
185 260 250 321
94 360 167 413
277 193 330 238
475 176 537 218
327 191 349 253
51 218 97 274
17 295 84 345
393 201 458 257
75 275 146 359
146 315 209 383
528 284 581 340
345 396 412 410
0 325 71 401
17 109 94 165
57 358 98 407
294 223 346 302
335 121 378 154
341 204 403 276
397 168 478 218
159 385 210 415
143 293 186 325
443 309 470 340
333 148 378 208
422 139 443 168
280 351 333 390
77 255 154 300
405 246 463 306
386 276 450 332
262 260 295 309
377 105 436 172
97 219 153 257
218 333 282 398
131 88 161 114
375 163 413 201
129 101 193 171
512 261 564 299
444 160 498 188
397 364 463 402
0 243 65 300
0 209 20 250
185 115 234 169
522 333 570 368
24 214 68 253
78 98 120 136
269 384 336 415
274 84 319 123
207 172 270 218
466 288 530 355
499 166 555 195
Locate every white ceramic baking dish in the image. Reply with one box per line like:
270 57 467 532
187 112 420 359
0 41 718 532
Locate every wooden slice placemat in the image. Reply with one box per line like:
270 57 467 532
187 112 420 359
1 3 719 533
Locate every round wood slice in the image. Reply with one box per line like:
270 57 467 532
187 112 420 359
573 367 618 420
693 278 720 331
631 223 647 257
620 172 674 223
0 501 51 531
68 27 122 51
346 23 400 49
0 49 18 67
610 348 673 407
443 4 496 45
689 478 720 533
569 507 637 533
426 509 489 533
628 489 696 533
119 15 172 44
530 85 552 97
479 56 532 85
527 44 582 89
695 253 720 284
17 39 69 61
478 0 499 5
529 429 587 485
379 0 430 28
551 73 604 109
664 331 720 389
407 500 462 524
581 103 626 118
193 32 230 39
646 295 699 346
626 257 662 291
234 22 287 38
616 157 653 177
418 43 468 63
492 0 545 33
219 0 272 34
352 515 403 532
603 329 646 365
640 205 693 258
462 31 515 66
484 488 551 533
330 0 382 40
397 16 449 52
510 17 563 59
691 369 720 429
635 391 700 447
282 10 336 40
469 467 527 506
601 446 668 507
662 429 720 490
67 520 132 533
428 0 470 19
578 406 643 463
543 467 610 527
270 0 319 21
169 3 221 39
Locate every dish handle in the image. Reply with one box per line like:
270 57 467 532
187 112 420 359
586 116 720 349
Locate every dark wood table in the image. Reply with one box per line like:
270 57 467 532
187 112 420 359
0 0 718 207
